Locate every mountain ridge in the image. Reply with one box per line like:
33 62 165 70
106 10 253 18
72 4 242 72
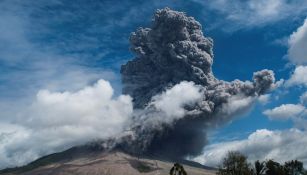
0 145 216 175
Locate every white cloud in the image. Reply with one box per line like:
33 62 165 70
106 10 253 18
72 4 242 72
0 79 133 168
300 92 307 105
275 78 285 88
0 123 31 168
192 0 307 29
263 104 306 120
194 129 307 168
22 80 133 130
286 66 307 87
130 81 204 131
262 91 307 129
221 95 255 115
288 18 307 65
0 80 205 169
258 94 271 104
150 81 202 118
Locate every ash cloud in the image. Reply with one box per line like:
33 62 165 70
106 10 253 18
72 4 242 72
120 8 275 158
0 8 276 169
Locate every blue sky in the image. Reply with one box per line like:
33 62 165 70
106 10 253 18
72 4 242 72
1 0 307 169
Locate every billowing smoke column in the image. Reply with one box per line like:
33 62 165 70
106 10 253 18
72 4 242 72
119 8 275 159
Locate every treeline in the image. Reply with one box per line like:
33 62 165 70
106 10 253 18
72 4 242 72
217 151 307 175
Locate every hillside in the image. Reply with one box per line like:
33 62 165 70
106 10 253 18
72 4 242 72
0 146 216 175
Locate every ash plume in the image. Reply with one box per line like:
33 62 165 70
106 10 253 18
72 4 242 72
119 8 275 159
0 7 276 169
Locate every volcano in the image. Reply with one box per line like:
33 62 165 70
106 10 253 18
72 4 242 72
0 146 216 175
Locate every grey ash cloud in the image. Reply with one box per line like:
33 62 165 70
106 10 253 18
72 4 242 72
0 7 276 169
120 8 275 158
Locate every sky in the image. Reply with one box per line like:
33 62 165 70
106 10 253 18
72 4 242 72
0 0 307 169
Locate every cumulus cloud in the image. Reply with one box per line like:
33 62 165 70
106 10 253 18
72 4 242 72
194 129 307 168
202 29 307 165
220 95 255 115
0 80 134 168
149 81 203 119
263 89 307 129
263 104 306 120
0 79 208 169
258 94 271 104
275 17 307 127
300 92 307 105
288 18 307 65
24 80 133 131
286 66 307 87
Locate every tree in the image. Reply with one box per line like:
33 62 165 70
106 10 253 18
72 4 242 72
217 152 307 175
253 160 266 175
265 160 287 175
284 160 304 175
170 163 187 175
217 151 252 175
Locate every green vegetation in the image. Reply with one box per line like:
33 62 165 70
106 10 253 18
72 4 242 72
254 160 265 175
217 151 252 175
217 151 307 175
135 163 153 172
127 159 157 173
285 160 305 175
170 163 187 175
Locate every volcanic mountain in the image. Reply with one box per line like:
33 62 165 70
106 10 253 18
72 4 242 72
0 145 216 175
